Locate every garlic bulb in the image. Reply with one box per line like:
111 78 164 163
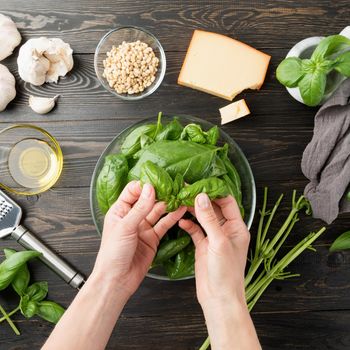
29 95 59 114
17 37 74 86
0 64 16 112
0 14 21 61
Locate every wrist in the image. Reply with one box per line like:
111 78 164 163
88 269 132 304
200 294 249 322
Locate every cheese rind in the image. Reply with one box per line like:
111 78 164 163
178 30 271 100
220 99 250 125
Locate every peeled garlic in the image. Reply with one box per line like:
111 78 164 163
0 14 21 61
0 64 16 112
29 95 59 114
18 37 73 86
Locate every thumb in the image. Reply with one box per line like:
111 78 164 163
194 193 223 241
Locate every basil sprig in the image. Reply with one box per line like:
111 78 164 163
0 249 65 335
276 34 350 106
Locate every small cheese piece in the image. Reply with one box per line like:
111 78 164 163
178 30 271 100
220 99 250 125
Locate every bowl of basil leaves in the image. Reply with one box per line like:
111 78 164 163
90 113 256 280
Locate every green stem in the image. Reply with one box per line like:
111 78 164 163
199 336 210 350
265 214 299 271
255 187 268 254
246 228 326 301
0 306 20 323
260 193 284 247
0 304 20 336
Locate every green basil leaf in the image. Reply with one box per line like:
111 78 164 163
0 251 41 291
180 124 207 144
4 249 30 296
334 51 350 77
20 295 38 318
276 57 305 87
155 118 183 141
298 71 327 107
177 177 230 207
36 301 65 324
26 281 48 302
140 134 154 149
96 154 129 214
311 35 350 61
128 140 226 183
121 124 158 157
154 235 191 264
329 230 350 252
172 173 184 196
206 126 219 145
140 161 174 201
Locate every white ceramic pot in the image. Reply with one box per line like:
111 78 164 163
285 26 350 105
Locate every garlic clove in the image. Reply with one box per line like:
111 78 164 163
28 95 59 114
0 14 21 61
0 64 16 112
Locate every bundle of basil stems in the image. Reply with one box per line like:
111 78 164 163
199 188 326 350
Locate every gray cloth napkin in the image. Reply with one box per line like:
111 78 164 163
301 78 350 224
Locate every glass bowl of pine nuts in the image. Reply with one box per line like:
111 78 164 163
94 26 166 100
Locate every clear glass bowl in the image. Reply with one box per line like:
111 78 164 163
90 115 256 280
94 26 166 100
0 124 63 196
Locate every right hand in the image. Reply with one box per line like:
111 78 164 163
179 193 250 306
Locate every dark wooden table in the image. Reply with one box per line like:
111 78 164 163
0 1 350 349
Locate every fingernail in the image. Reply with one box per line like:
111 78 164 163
197 193 210 209
142 183 152 198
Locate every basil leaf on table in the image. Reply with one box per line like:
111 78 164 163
311 35 350 61
26 281 48 302
96 154 129 214
177 177 230 207
276 57 305 87
334 51 350 77
36 301 65 324
298 70 327 107
329 230 350 252
20 294 38 318
0 251 41 291
4 249 30 296
128 140 226 183
140 161 174 201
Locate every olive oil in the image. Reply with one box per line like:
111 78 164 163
8 138 59 189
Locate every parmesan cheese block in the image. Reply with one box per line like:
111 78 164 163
178 30 271 100
220 99 250 125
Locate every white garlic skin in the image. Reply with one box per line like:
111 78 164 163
28 95 59 114
0 64 16 112
18 37 74 86
0 13 21 61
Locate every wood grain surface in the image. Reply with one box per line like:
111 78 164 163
0 0 349 349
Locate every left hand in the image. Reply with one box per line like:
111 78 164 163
93 181 186 298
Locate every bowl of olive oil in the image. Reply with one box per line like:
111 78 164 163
0 124 63 195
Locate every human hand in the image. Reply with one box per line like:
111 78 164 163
179 194 250 307
93 181 186 298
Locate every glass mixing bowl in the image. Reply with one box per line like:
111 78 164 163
90 115 256 280
94 26 166 100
